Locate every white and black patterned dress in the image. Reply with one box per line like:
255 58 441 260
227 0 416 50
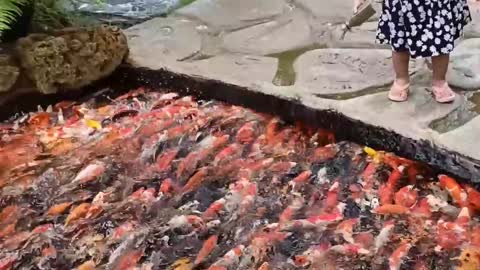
376 0 472 58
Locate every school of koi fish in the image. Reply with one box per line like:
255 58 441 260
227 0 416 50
1 87 480 270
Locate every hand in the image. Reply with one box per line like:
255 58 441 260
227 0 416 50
353 0 366 13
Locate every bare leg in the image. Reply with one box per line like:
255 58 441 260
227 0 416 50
430 54 455 103
431 54 449 87
392 51 410 85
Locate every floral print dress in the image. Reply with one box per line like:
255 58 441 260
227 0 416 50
376 0 472 58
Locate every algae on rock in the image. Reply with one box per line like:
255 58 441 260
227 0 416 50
0 54 20 92
15 24 128 94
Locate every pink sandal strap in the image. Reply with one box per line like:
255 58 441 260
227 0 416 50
432 82 455 103
388 81 410 102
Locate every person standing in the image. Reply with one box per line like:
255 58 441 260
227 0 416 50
354 0 472 103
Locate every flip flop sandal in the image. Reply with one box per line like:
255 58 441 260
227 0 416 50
388 80 410 102
432 82 456 103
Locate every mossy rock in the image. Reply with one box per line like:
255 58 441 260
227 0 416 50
15 24 129 94
0 54 20 93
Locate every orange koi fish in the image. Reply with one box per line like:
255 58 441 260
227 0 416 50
374 220 395 252
207 267 227 270
116 250 143 270
379 184 394 205
290 170 312 191
76 260 95 270
269 161 297 174
330 243 370 255
310 145 338 162
32 224 53 234
77 261 95 270
464 184 480 210
236 121 257 144
46 202 72 216
386 166 404 189
111 221 136 240
28 112 51 128
65 203 90 226
202 198 226 220
265 118 280 144
413 260 429 270
156 149 179 172
257 262 270 270
406 164 423 185
0 255 17 270
335 218 359 244
209 245 244 269
42 245 57 258
194 235 218 265
324 182 340 211
72 161 106 183
292 243 330 267
354 232 374 250
389 241 412 270
410 198 432 218
435 209 470 252
361 162 378 193
471 225 480 247
159 178 179 196
394 185 418 208
182 167 209 194
279 198 304 224
130 187 157 204
213 144 242 166
438 174 468 207
373 204 409 215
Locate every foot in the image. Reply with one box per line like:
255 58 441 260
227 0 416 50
388 80 410 102
432 81 455 103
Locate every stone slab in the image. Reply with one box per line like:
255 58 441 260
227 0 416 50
438 116 480 161
294 0 353 24
338 84 463 140
125 17 202 67
329 21 389 49
182 54 279 87
175 0 288 31
464 1 480 38
222 10 313 55
294 48 423 95
447 38 480 90
294 0 382 24
125 15 480 178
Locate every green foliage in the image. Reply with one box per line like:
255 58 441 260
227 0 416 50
0 0 106 35
0 0 30 33
180 0 197 7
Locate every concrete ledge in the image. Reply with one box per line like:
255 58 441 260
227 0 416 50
101 64 480 181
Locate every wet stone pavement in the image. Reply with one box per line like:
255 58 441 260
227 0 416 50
3 87 480 269
124 0 480 166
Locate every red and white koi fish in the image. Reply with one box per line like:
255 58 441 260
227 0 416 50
195 235 218 265
72 161 106 183
374 220 395 252
388 241 411 270
209 245 244 269
335 218 359 244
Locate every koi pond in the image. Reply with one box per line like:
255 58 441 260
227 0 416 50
1 69 480 270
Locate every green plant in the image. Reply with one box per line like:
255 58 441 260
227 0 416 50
0 0 105 36
0 0 30 34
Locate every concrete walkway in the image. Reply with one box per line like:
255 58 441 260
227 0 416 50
123 0 480 168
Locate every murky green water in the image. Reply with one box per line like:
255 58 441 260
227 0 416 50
268 45 326 87
314 84 390 100
429 90 480 134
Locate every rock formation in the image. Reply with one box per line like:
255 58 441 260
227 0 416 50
0 24 128 95
0 54 20 93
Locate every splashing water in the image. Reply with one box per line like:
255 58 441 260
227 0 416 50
78 0 183 18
